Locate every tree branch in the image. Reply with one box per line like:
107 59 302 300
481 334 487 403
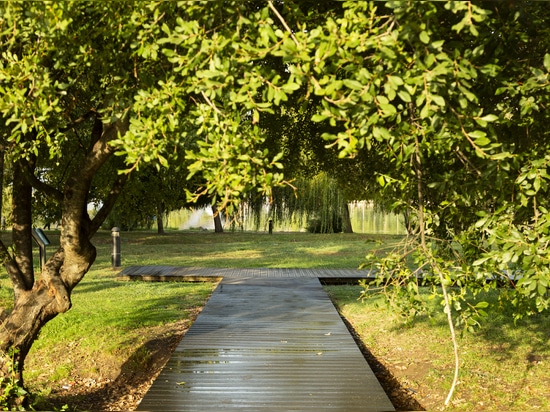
268 1 299 47
89 171 131 235
59 113 130 289
0 239 28 299
24 171 64 203
59 109 97 134
414 131 460 406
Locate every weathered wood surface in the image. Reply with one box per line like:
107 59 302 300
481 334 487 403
134 271 394 411
117 265 374 282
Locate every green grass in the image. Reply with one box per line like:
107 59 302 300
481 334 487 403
1 229 548 411
98 230 400 269
326 285 550 411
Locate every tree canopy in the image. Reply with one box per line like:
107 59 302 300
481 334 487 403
1 0 550 407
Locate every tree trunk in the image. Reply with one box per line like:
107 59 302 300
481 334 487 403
157 203 165 235
0 116 128 406
211 204 224 233
342 202 353 233
11 159 36 293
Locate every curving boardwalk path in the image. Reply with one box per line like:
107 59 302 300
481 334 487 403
118 267 394 411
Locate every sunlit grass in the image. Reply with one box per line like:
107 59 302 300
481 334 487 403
93 230 398 269
326 285 550 411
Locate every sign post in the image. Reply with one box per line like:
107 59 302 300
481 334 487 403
32 228 51 270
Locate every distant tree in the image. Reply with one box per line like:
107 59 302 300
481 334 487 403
105 165 187 233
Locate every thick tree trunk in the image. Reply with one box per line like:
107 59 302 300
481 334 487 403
211 204 224 233
0 116 128 406
0 251 69 379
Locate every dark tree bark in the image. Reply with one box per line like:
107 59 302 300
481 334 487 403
0 116 129 407
342 202 353 234
157 202 165 235
211 204 224 233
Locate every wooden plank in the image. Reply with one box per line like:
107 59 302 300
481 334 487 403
117 266 375 281
137 276 394 411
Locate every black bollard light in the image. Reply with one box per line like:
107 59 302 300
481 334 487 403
268 219 273 235
111 227 121 269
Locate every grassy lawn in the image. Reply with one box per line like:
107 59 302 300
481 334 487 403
0 229 548 411
99 230 398 269
327 285 550 411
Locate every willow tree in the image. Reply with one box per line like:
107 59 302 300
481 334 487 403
295 173 353 233
249 93 355 233
241 172 350 233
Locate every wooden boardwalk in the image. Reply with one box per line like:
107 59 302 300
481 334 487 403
121 267 394 411
117 265 375 282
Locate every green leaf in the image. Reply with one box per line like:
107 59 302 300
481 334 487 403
311 113 328 122
387 75 404 89
420 103 430 119
281 82 301 93
431 94 445 107
397 90 411 103
419 31 430 44
490 152 513 161
480 114 499 123
379 103 396 117
376 95 389 105
468 130 487 139
343 79 363 90
473 256 490 266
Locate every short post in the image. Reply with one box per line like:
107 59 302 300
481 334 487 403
111 227 121 269
268 219 273 235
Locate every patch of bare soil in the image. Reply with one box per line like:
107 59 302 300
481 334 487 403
42 319 191 411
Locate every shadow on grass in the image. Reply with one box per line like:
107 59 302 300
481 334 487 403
391 290 550 366
71 279 126 294
338 314 426 411
43 330 183 411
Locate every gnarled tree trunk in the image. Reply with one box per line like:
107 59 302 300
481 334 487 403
0 117 129 407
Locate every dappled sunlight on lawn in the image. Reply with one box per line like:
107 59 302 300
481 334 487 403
86 231 393 269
